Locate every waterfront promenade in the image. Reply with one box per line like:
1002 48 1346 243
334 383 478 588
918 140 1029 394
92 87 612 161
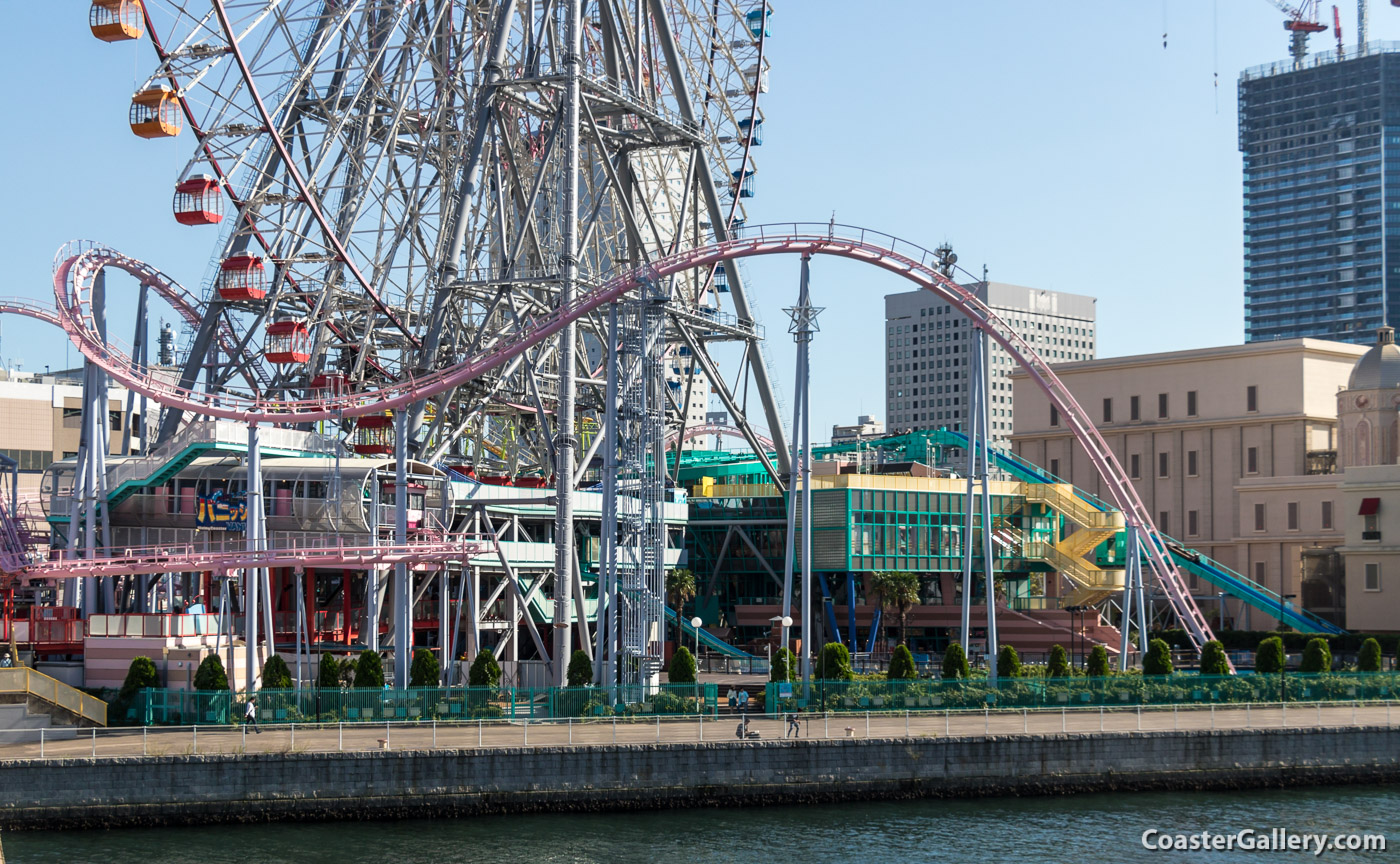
2 701 1395 761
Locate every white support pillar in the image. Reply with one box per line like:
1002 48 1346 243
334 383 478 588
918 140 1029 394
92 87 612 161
551 0 584 687
784 255 821 696
394 409 410 687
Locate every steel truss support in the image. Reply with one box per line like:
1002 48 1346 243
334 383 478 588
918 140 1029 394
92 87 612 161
781 255 820 694
598 281 669 700
958 320 997 678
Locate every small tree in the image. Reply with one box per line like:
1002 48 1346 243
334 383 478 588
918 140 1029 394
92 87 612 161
1358 637 1383 673
119 656 161 699
668 645 697 684
193 654 228 691
1301 637 1332 673
1199 640 1230 676
410 648 441 687
815 642 854 681
317 654 342 690
353 649 385 688
261 654 293 689
1046 644 1071 679
467 647 501 688
888 644 918 680
1255 636 1286 674
995 644 1022 679
1087 644 1111 678
869 571 921 646
769 647 796 682
665 568 696 645
1143 638 1174 675
941 643 970 680
567 649 593 687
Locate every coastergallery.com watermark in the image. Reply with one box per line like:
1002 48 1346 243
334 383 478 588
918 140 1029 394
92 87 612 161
1142 829 1387 855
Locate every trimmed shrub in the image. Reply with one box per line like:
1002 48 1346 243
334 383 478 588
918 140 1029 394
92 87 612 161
567 649 594 687
769 647 796 682
1143 639 1174 675
1255 636 1286 674
815 642 854 681
1301 637 1332 673
352 649 385 689
410 648 441 687
1199 640 1230 676
995 644 1022 679
888 645 918 680
193 654 228 691
261 654 293 689
1046 644 1071 679
468 648 501 688
119 656 160 699
1358 637 1383 673
668 646 697 684
941 643 970 680
1087 645 1110 678
316 655 341 689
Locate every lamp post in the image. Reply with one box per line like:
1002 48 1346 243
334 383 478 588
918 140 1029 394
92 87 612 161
690 616 703 707
1279 593 1296 704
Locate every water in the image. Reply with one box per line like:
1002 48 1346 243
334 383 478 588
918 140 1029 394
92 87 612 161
6 786 1397 863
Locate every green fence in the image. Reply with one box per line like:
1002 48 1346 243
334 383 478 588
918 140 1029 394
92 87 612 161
765 673 1400 713
130 683 719 726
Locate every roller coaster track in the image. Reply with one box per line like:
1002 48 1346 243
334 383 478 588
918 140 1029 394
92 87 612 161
665 423 775 451
15 536 493 582
48 224 1218 655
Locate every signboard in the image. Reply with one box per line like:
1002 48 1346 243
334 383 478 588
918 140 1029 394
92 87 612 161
778 683 793 698
196 489 247 532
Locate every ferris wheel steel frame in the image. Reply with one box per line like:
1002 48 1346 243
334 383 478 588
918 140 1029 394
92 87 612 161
49 224 1220 657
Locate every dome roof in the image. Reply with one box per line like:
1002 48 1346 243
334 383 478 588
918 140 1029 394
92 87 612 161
1348 327 1400 390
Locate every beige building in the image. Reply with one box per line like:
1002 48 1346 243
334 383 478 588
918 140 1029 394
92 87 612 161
1335 328 1400 632
1010 338 1367 629
0 370 137 494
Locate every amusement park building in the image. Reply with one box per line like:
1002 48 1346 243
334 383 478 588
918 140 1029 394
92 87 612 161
0 371 140 493
1238 44 1400 343
884 282 1096 449
1010 337 1368 629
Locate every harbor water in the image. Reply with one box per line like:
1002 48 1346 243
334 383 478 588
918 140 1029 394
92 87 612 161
5 785 1397 863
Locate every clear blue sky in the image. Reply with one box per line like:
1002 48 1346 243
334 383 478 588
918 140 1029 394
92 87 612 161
2 2 1392 440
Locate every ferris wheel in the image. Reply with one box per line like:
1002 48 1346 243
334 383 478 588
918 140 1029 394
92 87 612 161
86 0 783 475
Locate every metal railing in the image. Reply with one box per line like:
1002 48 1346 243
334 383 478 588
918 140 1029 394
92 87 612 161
0 699 1397 763
0 666 107 726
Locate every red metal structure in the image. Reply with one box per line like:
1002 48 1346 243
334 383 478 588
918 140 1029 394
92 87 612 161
172 176 223 226
216 255 267 301
265 321 310 364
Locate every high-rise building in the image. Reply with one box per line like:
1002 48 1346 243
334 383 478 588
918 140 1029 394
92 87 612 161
1238 47 1400 343
884 282 1096 447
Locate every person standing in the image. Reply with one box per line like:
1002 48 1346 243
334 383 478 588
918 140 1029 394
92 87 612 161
786 711 800 739
244 697 260 734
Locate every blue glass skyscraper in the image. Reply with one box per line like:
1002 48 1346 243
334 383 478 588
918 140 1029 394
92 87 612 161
1239 45 1400 343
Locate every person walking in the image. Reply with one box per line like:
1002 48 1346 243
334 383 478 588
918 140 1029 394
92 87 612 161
786 711 800 739
244 697 260 734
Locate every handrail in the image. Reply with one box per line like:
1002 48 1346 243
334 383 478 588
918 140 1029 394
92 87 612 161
0 666 107 726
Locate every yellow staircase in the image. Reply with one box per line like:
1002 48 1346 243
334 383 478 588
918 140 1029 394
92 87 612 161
1019 483 1126 606
0 666 107 727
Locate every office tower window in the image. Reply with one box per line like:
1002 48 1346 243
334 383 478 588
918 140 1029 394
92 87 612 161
1287 502 1299 531
1246 447 1258 475
1157 452 1168 478
1254 503 1266 532
1157 393 1168 419
1102 398 1112 423
1246 385 1258 413
1187 510 1199 536
1186 450 1198 477
1130 454 1141 479
1130 395 1140 421
1186 390 1197 417
1322 500 1333 530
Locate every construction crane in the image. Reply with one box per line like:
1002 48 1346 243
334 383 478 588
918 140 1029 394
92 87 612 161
1262 0 1329 67
1334 5 1345 59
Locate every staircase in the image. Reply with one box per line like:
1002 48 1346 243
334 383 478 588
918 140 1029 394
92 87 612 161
0 667 107 727
1019 483 1126 606
0 702 78 740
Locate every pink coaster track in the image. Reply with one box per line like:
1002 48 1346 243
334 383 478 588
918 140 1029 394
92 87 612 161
49 223 1216 655
18 536 492 582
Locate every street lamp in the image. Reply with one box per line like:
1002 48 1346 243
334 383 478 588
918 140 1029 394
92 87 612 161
781 615 793 681
690 616 703 708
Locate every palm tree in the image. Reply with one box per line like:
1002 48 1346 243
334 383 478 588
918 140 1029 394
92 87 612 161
870 570 921 648
666 568 696 647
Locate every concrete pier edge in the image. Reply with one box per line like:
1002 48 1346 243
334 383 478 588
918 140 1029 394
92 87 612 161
4 726 1398 830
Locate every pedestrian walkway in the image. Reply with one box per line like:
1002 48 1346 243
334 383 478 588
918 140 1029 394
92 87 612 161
0 701 1393 762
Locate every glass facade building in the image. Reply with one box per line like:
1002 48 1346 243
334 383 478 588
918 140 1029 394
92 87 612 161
1239 45 1400 343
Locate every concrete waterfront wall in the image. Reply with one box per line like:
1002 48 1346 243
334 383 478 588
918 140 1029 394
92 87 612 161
4 726 1400 829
